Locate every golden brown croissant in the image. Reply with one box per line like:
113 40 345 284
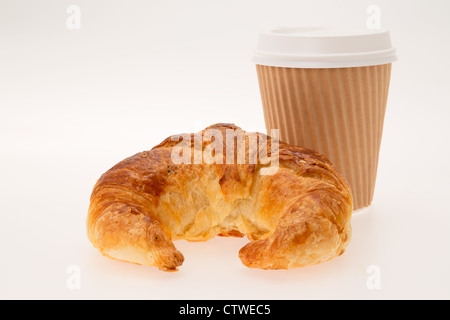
87 124 353 271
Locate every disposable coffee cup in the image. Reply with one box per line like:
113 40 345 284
253 27 397 211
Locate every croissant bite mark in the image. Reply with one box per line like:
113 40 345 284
87 123 353 271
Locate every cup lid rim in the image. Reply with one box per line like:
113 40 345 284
253 26 397 68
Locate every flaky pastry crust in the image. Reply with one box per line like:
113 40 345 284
87 124 353 271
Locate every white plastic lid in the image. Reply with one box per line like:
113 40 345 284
253 26 397 68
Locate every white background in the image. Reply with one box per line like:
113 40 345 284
1 0 449 299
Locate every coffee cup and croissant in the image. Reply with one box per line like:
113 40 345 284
87 27 396 271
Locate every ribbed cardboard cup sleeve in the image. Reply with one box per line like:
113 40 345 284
256 64 392 210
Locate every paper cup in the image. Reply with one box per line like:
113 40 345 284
254 27 397 210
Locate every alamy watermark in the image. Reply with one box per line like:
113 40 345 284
366 5 381 30
66 265 81 290
366 265 381 290
170 129 280 175
66 5 81 30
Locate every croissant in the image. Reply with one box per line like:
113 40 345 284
87 124 353 271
